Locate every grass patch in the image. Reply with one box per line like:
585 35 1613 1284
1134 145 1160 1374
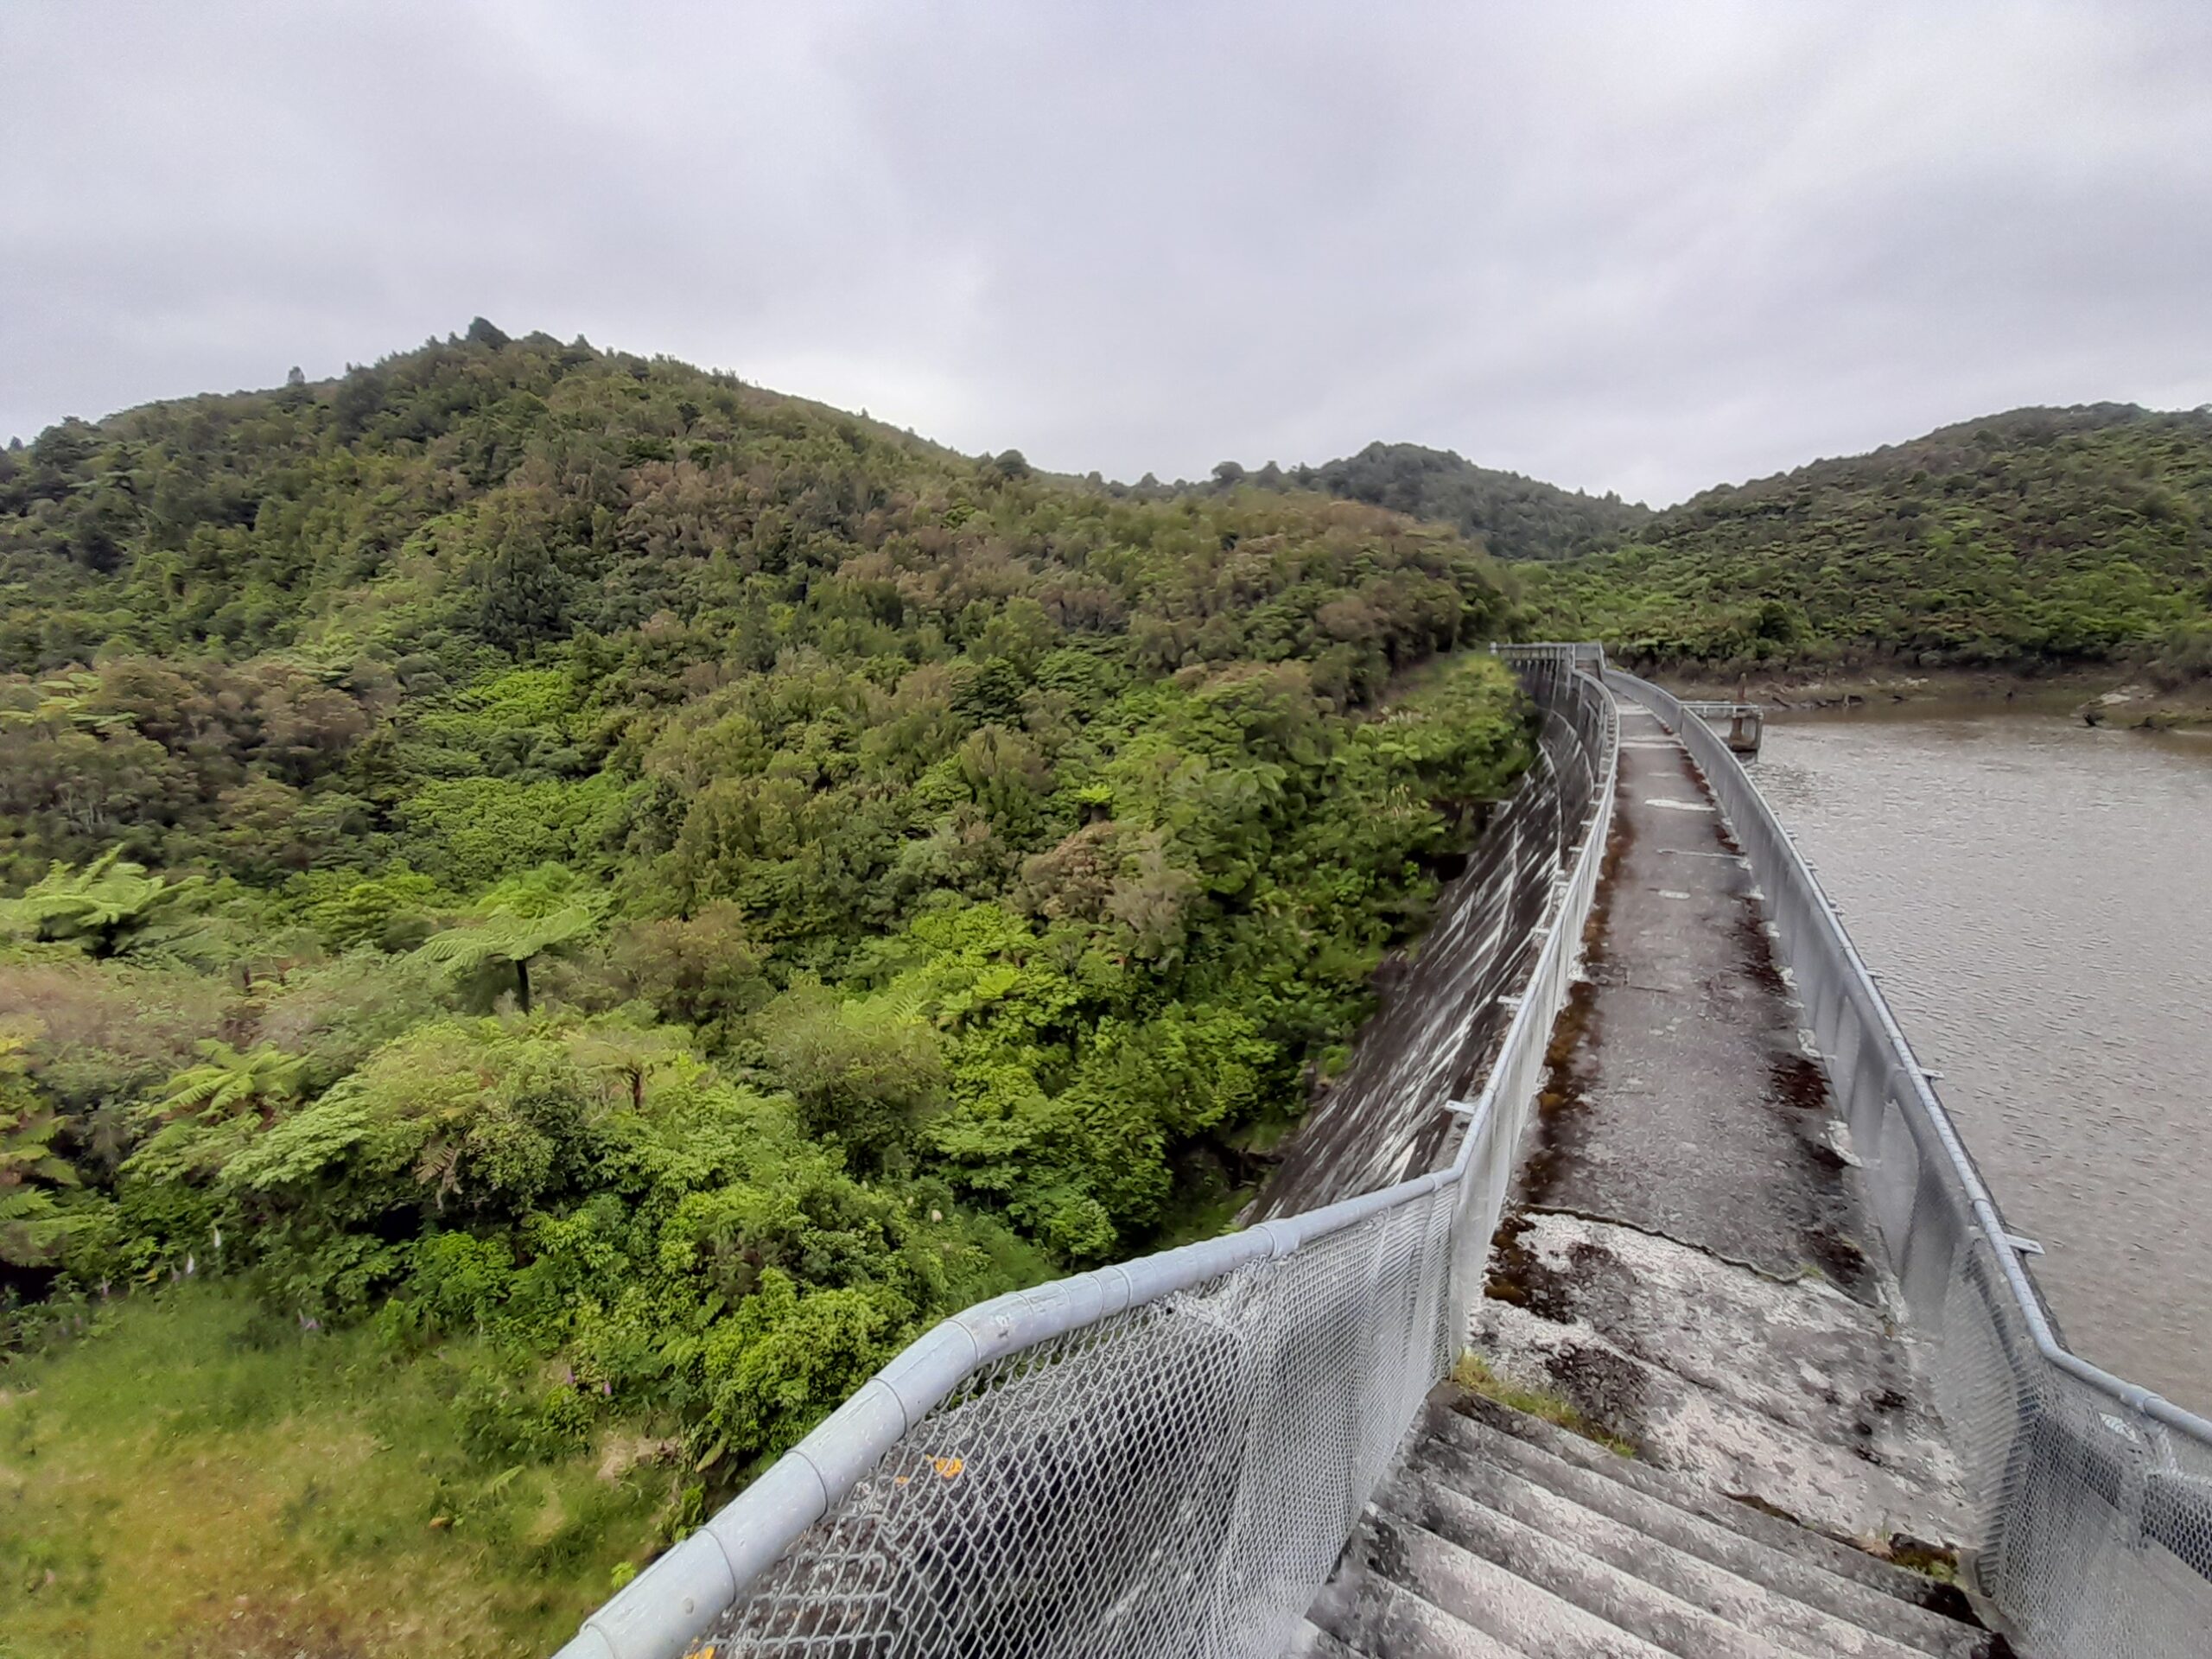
1885 1535 1962 1584
1147 1180 1257 1255
1452 1351 1635 1459
0 1284 668 1658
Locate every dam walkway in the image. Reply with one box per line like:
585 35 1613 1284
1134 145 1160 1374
562 654 2209 1659
1294 692 2006 1657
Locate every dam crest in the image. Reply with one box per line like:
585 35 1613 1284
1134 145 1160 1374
559 647 2211 1659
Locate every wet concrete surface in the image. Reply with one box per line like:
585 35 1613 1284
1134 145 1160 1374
1481 696 1968 1548
1516 703 1875 1296
1475 1211 1967 1545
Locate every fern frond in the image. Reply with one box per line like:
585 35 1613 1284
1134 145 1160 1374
414 926 510 969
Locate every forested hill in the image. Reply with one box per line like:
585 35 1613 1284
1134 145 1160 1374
1213 441 1651 563
0 323 1536 1632
1526 404 2212 676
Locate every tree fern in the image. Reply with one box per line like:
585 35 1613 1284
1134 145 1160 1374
412 904 596 1015
149 1040 308 1124
0 848 207 956
0 1035 85 1266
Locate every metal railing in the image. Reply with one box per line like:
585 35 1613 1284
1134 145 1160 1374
1255 646 1611 1217
1607 668 2212 1658
1491 639 1608 670
556 658 1620 1659
1676 698 1765 754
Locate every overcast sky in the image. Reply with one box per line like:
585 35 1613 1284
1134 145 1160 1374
4 3 2209 505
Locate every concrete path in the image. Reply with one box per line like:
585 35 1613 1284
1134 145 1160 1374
1479 696 1967 1544
1298 692 1997 1657
1515 700 1874 1289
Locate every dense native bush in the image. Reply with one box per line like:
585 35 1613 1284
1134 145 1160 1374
1521 404 2212 674
0 326 1534 1490
1262 441 1651 562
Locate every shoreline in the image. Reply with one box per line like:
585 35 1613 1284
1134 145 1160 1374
1643 664 2212 732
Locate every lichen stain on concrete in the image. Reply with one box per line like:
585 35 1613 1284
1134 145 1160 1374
1473 1211 1970 1546
1735 905 1793 997
1537 1341 1650 1444
1505 787 1631 1220
1800 1224 1872 1298
1473 703 1970 1551
1487 1210 1601 1324
1770 1050 1829 1112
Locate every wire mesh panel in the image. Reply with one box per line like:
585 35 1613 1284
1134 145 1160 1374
1606 668 2212 1659
710 1193 1465 1659
554 662 1618 1659
1252 657 1612 1218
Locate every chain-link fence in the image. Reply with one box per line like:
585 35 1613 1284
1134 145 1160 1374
1252 646 1608 1218
555 659 1619 1659
1607 668 2212 1659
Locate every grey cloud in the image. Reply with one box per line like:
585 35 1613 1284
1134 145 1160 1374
3 1 2208 505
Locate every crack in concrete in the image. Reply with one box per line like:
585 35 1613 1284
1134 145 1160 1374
1520 1202 1840 1295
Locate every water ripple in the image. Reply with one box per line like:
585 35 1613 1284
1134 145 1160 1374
1758 708 2212 1410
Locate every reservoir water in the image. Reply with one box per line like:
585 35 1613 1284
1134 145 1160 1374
1753 707 2212 1414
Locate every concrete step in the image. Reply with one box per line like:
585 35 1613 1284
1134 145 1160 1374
1284 1617 1373 1659
1407 1422 1944 1659
1302 1566 1526 1659
1300 1382 2012 1659
1376 1463 1795 1659
1471 1212 1970 1546
1436 1392 1996 1649
1323 1503 1679 1659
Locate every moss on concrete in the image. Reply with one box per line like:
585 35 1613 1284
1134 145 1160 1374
1452 1351 1635 1459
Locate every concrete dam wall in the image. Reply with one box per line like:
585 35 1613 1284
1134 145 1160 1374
1251 656 1611 1221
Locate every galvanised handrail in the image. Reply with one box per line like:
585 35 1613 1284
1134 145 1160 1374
1611 669 2211 1443
1491 639 1608 669
1609 666 2212 1655
555 656 1619 1659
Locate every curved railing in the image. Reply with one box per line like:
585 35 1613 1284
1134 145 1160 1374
1608 667 2212 1658
555 657 1620 1659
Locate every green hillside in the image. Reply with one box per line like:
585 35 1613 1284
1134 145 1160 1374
1525 404 2212 677
1204 441 1651 563
0 324 1535 1649
15 322 2201 1651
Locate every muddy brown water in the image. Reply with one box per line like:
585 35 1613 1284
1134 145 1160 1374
1753 705 2212 1414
